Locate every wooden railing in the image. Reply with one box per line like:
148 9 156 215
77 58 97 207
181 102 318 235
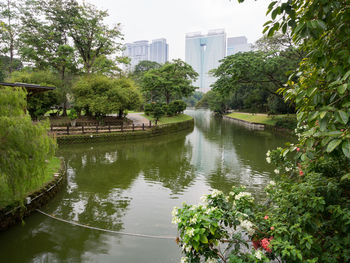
49 121 156 136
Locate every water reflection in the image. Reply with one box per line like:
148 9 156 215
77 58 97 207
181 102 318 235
0 109 292 263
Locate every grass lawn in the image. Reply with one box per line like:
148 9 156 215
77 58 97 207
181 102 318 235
226 112 295 126
142 113 193 125
0 157 61 209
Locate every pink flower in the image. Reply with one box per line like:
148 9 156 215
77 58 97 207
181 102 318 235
264 215 269 220
341 129 344 132
270 226 275 231
296 147 300 152
261 238 272 253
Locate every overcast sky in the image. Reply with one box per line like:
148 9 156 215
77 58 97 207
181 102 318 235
87 0 271 60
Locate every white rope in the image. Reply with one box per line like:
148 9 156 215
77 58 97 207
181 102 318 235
36 209 177 240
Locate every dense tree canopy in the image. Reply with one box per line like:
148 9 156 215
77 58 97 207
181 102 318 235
141 59 198 104
72 74 142 117
8 70 62 119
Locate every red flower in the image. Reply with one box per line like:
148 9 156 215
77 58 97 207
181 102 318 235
296 147 300 152
264 215 269 220
252 240 260 250
299 170 304 176
261 238 272 253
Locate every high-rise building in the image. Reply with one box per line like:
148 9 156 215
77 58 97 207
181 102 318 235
124 38 169 70
185 29 226 93
124 40 149 69
227 36 252 56
150 38 169 64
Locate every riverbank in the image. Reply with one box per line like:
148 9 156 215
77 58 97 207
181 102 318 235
225 112 296 131
142 113 193 125
55 116 194 144
0 157 66 231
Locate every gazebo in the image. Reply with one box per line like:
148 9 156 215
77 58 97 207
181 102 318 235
0 82 56 96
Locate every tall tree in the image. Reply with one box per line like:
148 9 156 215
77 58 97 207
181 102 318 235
66 2 124 74
0 0 20 74
142 59 198 104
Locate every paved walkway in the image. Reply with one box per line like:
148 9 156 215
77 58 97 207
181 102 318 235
127 112 149 125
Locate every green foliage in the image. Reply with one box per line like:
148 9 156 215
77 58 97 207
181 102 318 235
177 0 350 262
8 70 62 119
0 87 56 205
132 60 161 81
141 59 198 104
67 108 77 120
145 100 186 118
72 74 142 117
183 91 204 107
152 103 165 121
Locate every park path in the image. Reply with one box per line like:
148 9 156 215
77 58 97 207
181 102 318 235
127 112 149 125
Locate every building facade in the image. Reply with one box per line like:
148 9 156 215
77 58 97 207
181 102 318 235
227 36 252 56
185 29 226 93
124 38 169 70
150 38 169 64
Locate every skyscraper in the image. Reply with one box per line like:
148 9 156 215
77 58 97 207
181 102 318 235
227 36 252 56
124 40 149 69
124 38 169 70
185 29 226 93
150 38 169 64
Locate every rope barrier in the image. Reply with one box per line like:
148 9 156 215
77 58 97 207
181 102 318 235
36 209 177 240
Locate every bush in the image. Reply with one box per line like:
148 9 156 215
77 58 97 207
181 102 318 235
274 116 297 130
144 104 153 116
0 87 56 205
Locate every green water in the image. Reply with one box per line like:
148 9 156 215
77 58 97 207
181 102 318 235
0 110 292 263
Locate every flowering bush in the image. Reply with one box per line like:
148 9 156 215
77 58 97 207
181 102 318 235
173 187 274 263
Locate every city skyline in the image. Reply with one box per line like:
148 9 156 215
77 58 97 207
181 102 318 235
86 0 270 60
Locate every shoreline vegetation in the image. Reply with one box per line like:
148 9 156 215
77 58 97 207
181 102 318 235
142 113 193 125
0 156 61 209
225 112 297 130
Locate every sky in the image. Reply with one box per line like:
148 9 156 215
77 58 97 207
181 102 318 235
87 0 271 60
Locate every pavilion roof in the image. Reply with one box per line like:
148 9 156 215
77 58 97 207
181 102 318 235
0 82 56 95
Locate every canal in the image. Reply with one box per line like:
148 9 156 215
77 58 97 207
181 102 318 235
0 109 291 262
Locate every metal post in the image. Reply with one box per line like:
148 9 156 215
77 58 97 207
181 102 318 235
82 125 84 134
132 123 135 131
108 125 111 133
67 125 69 135
142 123 145 130
149 120 151 128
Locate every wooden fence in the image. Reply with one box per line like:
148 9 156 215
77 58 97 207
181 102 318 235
49 121 156 136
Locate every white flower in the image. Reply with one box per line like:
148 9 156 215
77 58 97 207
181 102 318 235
182 244 192 253
266 150 271 157
274 169 280 174
205 207 217 214
200 195 208 203
189 215 198 224
172 207 178 217
240 220 255 235
185 228 195 237
206 258 218 263
235 192 252 200
255 250 263 260
181 256 189 263
269 180 276 186
266 157 271 164
285 167 292 172
172 216 180 224
211 189 223 197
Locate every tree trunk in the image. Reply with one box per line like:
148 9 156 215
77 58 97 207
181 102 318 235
118 109 123 118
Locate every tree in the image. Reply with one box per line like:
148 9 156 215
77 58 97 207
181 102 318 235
66 2 124 74
0 87 56 205
8 70 62 119
72 75 142 117
142 59 198 104
133 60 161 79
0 0 20 74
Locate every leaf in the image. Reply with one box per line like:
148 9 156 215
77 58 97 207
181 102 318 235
326 139 342 153
341 173 350 181
200 235 208 244
342 140 350 158
338 110 349 124
337 84 347 95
